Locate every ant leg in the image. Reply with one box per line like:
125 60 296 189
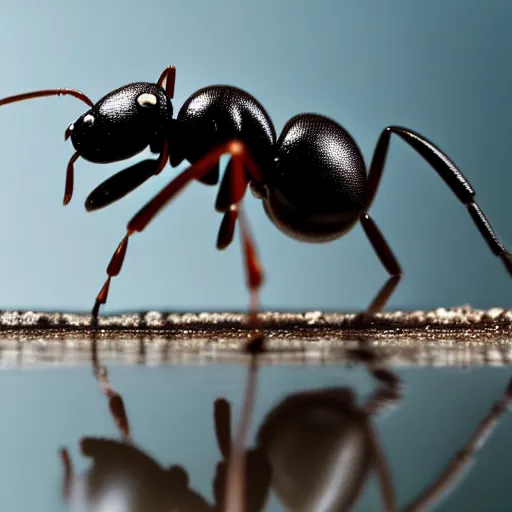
216 207 237 250
213 158 266 330
404 377 512 512
85 143 169 212
156 65 176 98
91 140 263 323
365 275 402 314
215 161 246 249
360 213 402 313
366 126 512 276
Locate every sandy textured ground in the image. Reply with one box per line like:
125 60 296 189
0 307 509 367
0 306 510 338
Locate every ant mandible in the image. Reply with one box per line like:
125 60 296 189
1 65 510 326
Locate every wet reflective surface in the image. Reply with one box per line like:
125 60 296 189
0 332 511 511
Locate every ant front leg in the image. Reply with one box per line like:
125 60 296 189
85 143 169 211
91 140 265 331
366 126 512 278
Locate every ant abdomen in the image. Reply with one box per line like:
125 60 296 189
263 113 367 242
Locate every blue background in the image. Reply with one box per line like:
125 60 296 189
0 3 510 512
0 0 509 314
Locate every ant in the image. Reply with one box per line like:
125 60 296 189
0 65 510 327
221 344 512 512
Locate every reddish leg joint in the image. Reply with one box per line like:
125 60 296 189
157 65 176 99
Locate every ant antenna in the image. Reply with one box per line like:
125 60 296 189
0 88 93 108
0 87 94 205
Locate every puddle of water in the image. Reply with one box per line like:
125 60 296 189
0 337 510 511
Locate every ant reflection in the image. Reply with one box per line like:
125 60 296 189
59 330 269 511
60 438 212 510
223 343 512 512
58 398 270 511
60 331 512 511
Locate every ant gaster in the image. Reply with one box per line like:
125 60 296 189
1 65 510 326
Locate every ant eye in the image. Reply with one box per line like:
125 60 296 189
137 93 158 108
83 114 95 126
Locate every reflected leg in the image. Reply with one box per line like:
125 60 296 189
404 377 512 512
90 331 130 440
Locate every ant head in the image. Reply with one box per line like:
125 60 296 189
66 82 173 164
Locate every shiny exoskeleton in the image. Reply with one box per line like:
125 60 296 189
1 65 510 323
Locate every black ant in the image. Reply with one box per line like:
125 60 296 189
1 65 510 328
